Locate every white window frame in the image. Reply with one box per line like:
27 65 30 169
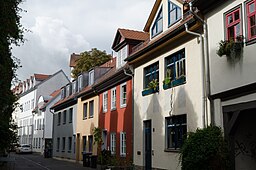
120 83 127 108
111 87 116 110
72 81 77 94
110 133 116 154
120 132 126 156
117 46 127 68
78 75 83 91
66 84 70 96
103 91 108 112
89 70 94 85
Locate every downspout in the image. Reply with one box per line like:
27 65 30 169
189 2 211 126
184 23 206 128
123 66 134 162
50 109 55 157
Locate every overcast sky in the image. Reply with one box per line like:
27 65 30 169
12 0 155 81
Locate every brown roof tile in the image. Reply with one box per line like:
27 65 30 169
118 28 149 41
70 53 81 67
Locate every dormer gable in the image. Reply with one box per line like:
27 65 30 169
144 0 184 39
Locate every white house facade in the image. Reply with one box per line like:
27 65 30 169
126 0 209 169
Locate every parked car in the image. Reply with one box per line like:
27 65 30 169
15 144 32 154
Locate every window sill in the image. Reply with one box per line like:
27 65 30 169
164 148 180 153
142 86 159 96
62 150 65 152
69 121 72 123
120 104 126 108
83 118 87 120
89 116 93 119
163 76 186 90
111 108 116 111
246 38 256 46
120 154 126 157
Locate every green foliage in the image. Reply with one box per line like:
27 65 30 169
217 36 244 59
0 0 24 153
163 69 172 85
72 48 112 78
93 127 102 145
147 79 159 91
180 126 231 170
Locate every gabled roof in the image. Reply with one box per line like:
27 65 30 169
69 53 81 67
34 74 51 81
144 0 185 32
39 89 61 110
112 28 149 50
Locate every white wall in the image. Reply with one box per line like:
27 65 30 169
206 0 256 95
133 38 203 169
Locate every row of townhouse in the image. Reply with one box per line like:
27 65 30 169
12 0 256 169
13 70 70 153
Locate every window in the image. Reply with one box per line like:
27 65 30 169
120 132 126 156
168 1 181 26
103 91 108 112
62 137 66 151
63 110 67 124
111 88 116 110
72 81 77 94
120 83 127 108
166 114 187 150
39 138 41 148
61 88 65 99
144 62 159 89
68 137 72 152
152 7 163 37
246 0 256 40
83 103 88 119
66 85 70 96
88 135 93 153
78 75 83 91
89 70 94 85
165 49 186 87
83 136 87 151
110 133 116 154
57 138 60 151
117 46 127 68
89 100 94 118
69 108 73 123
57 112 61 125
225 7 241 41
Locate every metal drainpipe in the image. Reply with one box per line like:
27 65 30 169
184 23 206 128
189 1 211 126
123 67 134 161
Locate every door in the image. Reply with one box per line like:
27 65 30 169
144 120 152 170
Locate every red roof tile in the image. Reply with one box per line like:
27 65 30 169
118 28 149 41
34 74 51 81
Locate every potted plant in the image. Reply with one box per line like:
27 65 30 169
217 35 244 61
163 69 172 89
142 79 159 96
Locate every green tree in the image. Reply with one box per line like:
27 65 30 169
0 0 24 153
72 48 111 78
180 126 231 170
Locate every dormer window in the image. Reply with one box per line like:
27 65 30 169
72 81 77 94
168 1 181 26
66 85 70 96
89 70 94 86
78 75 83 91
117 45 127 68
61 88 65 99
152 7 163 37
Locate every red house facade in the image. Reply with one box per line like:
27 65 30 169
94 28 149 163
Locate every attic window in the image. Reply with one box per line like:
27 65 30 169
168 1 181 26
89 70 94 86
151 7 163 37
78 75 83 91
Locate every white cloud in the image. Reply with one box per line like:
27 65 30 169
12 0 155 81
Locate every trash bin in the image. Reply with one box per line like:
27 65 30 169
82 152 92 167
90 155 97 168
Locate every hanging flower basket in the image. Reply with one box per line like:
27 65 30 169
217 35 244 61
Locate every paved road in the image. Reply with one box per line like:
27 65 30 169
6 153 95 170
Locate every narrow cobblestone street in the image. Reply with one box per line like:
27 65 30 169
1 153 95 170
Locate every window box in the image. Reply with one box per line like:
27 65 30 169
163 76 186 90
142 86 159 96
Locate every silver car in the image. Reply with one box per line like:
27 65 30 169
16 144 32 153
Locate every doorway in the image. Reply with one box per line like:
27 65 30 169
144 120 152 170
